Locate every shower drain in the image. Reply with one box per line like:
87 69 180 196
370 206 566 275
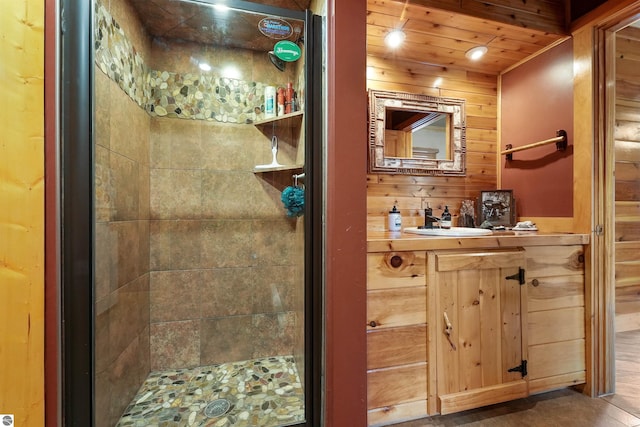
204 399 231 418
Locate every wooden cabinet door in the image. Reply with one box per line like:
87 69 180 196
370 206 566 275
430 249 528 415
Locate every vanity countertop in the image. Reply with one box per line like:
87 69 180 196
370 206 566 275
367 230 590 253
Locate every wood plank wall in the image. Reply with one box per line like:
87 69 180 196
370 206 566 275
0 1 46 425
614 26 640 332
366 55 498 230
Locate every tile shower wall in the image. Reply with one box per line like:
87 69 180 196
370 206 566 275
94 2 305 424
94 1 152 426
148 116 302 370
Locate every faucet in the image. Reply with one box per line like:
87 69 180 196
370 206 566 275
420 207 442 229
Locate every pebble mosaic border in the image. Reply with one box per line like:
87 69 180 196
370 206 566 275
94 0 268 124
116 355 305 427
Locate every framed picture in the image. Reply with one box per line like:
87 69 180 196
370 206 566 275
478 190 514 227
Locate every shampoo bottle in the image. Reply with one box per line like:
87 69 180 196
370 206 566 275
388 206 402 231
264 86 276 118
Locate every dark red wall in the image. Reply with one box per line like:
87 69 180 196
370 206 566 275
45 0 58 425
501 38 574 218
325 0 368 425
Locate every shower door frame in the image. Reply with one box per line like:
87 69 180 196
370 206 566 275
58 0 324 425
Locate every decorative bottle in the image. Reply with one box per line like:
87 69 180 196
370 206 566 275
388 206 402 231
441 205 452 229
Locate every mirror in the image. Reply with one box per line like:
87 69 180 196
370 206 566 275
368 89 467 175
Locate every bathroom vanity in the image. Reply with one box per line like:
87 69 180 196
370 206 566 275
366 231 589 426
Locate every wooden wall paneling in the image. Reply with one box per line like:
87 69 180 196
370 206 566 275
527 275 585 312
525 243 587 394
615 161 640 182
367 251 427 290
614 261 640 288
367 363 428 409
524 245 586 277
0 1 46 425
528 339 586 379
615 239 640 261
528 307 586 345
368 400 429 426
615 284 640 332
367 287 428 329
367 50 499 230
615 28 640 332
367 325 428 369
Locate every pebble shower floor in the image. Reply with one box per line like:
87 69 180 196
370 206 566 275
115 355 305 427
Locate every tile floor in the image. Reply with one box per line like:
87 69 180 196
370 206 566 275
115 355 304 427
389 388 640 427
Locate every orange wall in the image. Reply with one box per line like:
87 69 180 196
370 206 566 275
0 0 46 426
325 0 368 425
501 39 574 218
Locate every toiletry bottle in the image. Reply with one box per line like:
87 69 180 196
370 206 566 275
285 82 294 114
264 86 276 118
277 87 285 116
388 206 402 231
441 205 452 229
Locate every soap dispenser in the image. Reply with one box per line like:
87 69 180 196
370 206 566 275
441 205 452 229
388 206 402 231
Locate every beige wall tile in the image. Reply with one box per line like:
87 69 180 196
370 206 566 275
200 268 255 318
110 152 140 221
252 312 296 359
252 219 299 267
95 69 112 151
252 265 296 314
150 270 203 322
108 275 150 362
200 316 253 365
150 169 203 219
150 220 203 270
200 220 255 268
150 320 200 370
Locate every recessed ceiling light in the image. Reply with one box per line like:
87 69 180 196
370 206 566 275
385 29 406 48
199 62 212 71
465 46 488 61
433 77 443 88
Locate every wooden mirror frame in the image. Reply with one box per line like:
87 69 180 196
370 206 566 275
368 89 467 176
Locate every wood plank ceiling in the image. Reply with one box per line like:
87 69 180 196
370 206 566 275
367 0 569 75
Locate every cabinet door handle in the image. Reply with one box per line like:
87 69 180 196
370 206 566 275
531 278 540 287
369 321 378 328
443 312 457 351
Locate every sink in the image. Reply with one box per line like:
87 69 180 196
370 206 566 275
403 226 493 237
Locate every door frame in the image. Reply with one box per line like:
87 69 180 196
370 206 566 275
58 1 323 425
586 0 640 397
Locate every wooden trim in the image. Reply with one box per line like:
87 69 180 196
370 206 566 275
500 36 572 75
497 74 503 187
572 27 597 398
438 380 529 415
426 252 438 416
571 0 640 33
586 0 640 398
529 371 587 394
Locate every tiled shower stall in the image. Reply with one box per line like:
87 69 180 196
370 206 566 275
93 1 306 425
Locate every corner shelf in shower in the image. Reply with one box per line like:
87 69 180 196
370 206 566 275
253 110 304 174
253 164 304 173
253 110 303 128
